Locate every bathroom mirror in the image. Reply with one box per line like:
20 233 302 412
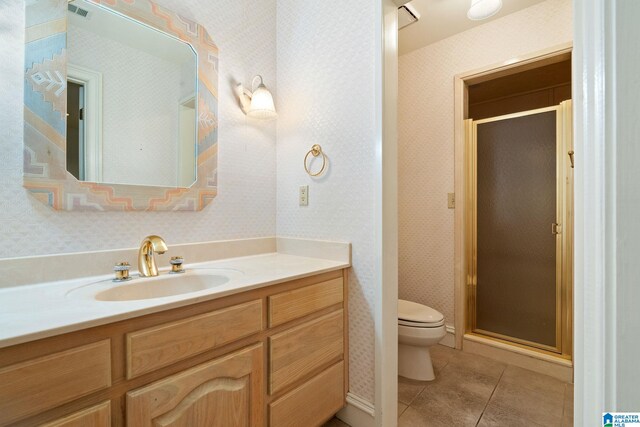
24 0 219 211
66 0 197 187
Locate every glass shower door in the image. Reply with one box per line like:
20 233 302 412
467 104 571 354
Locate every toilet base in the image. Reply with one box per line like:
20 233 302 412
398 343 435 381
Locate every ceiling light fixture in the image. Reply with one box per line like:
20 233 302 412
235 75 277 120
467 0 503 20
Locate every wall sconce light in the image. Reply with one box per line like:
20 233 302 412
467 0 502 20
235 75 277 120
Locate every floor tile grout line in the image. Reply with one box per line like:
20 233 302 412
397 348 571 426
405 354 453 408
440 355 452 370
397 351 456 421
406 384 426 407
398 402 408 418
475 365 506 427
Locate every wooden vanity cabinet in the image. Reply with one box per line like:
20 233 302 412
0 269 348 427
41 402 111 427
127 344 263 426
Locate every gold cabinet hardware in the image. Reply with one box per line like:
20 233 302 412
113 262 132 282
552 223 562 235
170 256 185 274
568 150 575 168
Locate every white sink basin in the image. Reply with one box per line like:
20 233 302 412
67 269 241 302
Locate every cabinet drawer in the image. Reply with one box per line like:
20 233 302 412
268 277 343 327
127 299 263 379
41 401 111 427
127 344 263 427
0 340 111 426
269 361 345 427
269 310 343 394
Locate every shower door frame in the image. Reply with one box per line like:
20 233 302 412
452 45 574 361
465 102 573 357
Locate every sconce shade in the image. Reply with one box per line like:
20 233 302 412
248 82 277 119
467 0 502 20
234 75 277 120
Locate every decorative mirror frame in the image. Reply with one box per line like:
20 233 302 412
23 0 219 211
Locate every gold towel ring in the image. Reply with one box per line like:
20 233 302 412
304 144 327 177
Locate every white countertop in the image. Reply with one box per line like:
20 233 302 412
0 252 349 349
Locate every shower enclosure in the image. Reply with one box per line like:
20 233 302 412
465 101 573 357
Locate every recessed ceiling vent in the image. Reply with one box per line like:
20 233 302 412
398 3 420 30
67 3 89 18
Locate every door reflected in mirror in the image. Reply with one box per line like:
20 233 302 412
66 0 198 188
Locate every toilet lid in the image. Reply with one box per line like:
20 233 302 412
398 299 444 324
398 318 444 328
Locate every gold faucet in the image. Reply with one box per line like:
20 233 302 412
138 235 168 277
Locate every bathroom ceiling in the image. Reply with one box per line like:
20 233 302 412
399 0 547 55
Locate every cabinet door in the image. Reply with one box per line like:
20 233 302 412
41 401 110 427
127 344 263 427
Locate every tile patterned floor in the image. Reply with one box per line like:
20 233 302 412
324 344 574 427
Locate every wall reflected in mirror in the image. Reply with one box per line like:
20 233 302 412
65 0 198 188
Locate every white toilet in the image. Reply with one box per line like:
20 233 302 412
398 299 446 381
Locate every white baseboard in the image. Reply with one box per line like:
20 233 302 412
338 325 454 426
337 393 375 427
439 325 456 348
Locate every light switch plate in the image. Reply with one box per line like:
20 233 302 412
299 185 309 206
448 193 455 209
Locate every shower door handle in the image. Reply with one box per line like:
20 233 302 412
568 151 575 168
552 223 561 235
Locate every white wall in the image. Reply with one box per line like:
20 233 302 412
398 0 573 328
0 0 276 258
613 0 640 409
276 0 378 402
574 0 640 423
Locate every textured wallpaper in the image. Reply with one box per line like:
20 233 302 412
0 0 276 258
68 25 184 187
276 0 377 402
398 0 573 328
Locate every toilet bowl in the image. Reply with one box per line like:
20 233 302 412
398 299 446 381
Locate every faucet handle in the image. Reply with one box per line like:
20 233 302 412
113 262 132 282
170 256 185 274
